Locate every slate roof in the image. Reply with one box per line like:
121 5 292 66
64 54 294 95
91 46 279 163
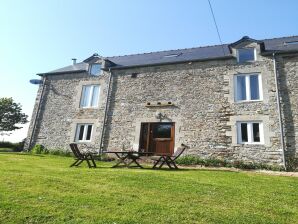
263 36 298 52
42 62 89 75
105 44 232 68
37 35 298 75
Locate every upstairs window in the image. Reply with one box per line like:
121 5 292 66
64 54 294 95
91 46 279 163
89 63 102 76
237 48 256 63
75 124 93 142
80 85 100 108
237 122 263 144
235 74 262 102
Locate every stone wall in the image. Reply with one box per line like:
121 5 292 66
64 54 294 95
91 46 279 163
26 50 298 166
25 72 109 152
105 54 283 165
278 54 298 162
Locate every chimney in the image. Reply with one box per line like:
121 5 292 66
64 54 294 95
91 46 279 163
71 58 77 65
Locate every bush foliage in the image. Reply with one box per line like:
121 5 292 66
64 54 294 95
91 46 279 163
176 155 285 171
0 140 25 152
30 144 72 157
0 97 28 134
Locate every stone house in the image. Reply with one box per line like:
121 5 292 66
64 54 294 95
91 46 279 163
25 36 298 168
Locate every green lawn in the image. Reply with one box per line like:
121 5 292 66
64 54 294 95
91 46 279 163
0 147 14 152
0 153 297 224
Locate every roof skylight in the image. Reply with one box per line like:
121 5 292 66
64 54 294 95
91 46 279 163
284 41 298 45
164 53 182 58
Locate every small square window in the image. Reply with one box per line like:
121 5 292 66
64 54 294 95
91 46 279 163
235 74 262 102
80 85 100 108
75 124 93 142
237 122 263 144
89 64 102 76
237 48 256 63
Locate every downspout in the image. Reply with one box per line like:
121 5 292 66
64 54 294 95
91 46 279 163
98 68 113 154
272 53 287 170
28 75 47 150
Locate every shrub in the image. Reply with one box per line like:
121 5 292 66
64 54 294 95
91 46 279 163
204 158 228 167
0 140 25 152
0 141 15 148
30 145 73 157
176 155 284 171
285 157 298 172
47 149 72 157
176 155 204 165
31 144 47 154
13 139 26 152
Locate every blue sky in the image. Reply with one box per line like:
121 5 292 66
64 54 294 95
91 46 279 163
0 0 297 142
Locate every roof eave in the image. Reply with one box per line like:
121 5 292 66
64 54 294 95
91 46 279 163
261 49 298 56
37 70 87 76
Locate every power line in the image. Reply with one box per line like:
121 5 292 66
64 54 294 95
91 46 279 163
207 0 226 55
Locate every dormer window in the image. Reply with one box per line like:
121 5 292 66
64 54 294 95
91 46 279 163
89 63 102 76
237 48 256 63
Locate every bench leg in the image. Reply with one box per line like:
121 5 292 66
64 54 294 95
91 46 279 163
70 159 80 167
128 158 143 168
152 157 163 169
166 157 178 169
113 158 128 168
86 159 92 168
91 158 97 168
76 160 84 166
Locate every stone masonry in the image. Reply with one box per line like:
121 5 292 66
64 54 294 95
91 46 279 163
25 37 298 167
25 72 109 151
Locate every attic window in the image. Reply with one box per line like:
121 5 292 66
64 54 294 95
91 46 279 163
89 63 102 76
284 41 298 45
237 48 256 63
164 53 182 58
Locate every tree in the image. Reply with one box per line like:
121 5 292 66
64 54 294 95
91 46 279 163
0 98 28 135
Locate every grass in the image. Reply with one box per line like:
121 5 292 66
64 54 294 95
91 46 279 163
0 153 297 224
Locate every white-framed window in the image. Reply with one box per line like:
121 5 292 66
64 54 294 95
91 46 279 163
237 48 256 63
89 63 102 76
75 124 93 142
234 73 262 102
80 85 100 108
237 121 264 144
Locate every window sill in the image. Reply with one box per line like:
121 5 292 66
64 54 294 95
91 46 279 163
89 73 103 76
79 107 99 109
234 100 263 104
236 60 256 64
237 143 264 145
75 141 92 143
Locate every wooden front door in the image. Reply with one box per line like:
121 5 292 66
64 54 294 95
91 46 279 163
139 122 175 155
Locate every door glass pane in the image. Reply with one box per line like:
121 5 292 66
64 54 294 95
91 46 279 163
78 125 84 140
153 124 171 138
236 76 246 101
240 123 248 142
250 75 260 100
91 85 99 107
86 125 92 140
81 86 91 107
252 123 260 142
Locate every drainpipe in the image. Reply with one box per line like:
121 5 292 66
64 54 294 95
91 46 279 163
98 68 113 155
28 75 47 150
272 53 286 170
